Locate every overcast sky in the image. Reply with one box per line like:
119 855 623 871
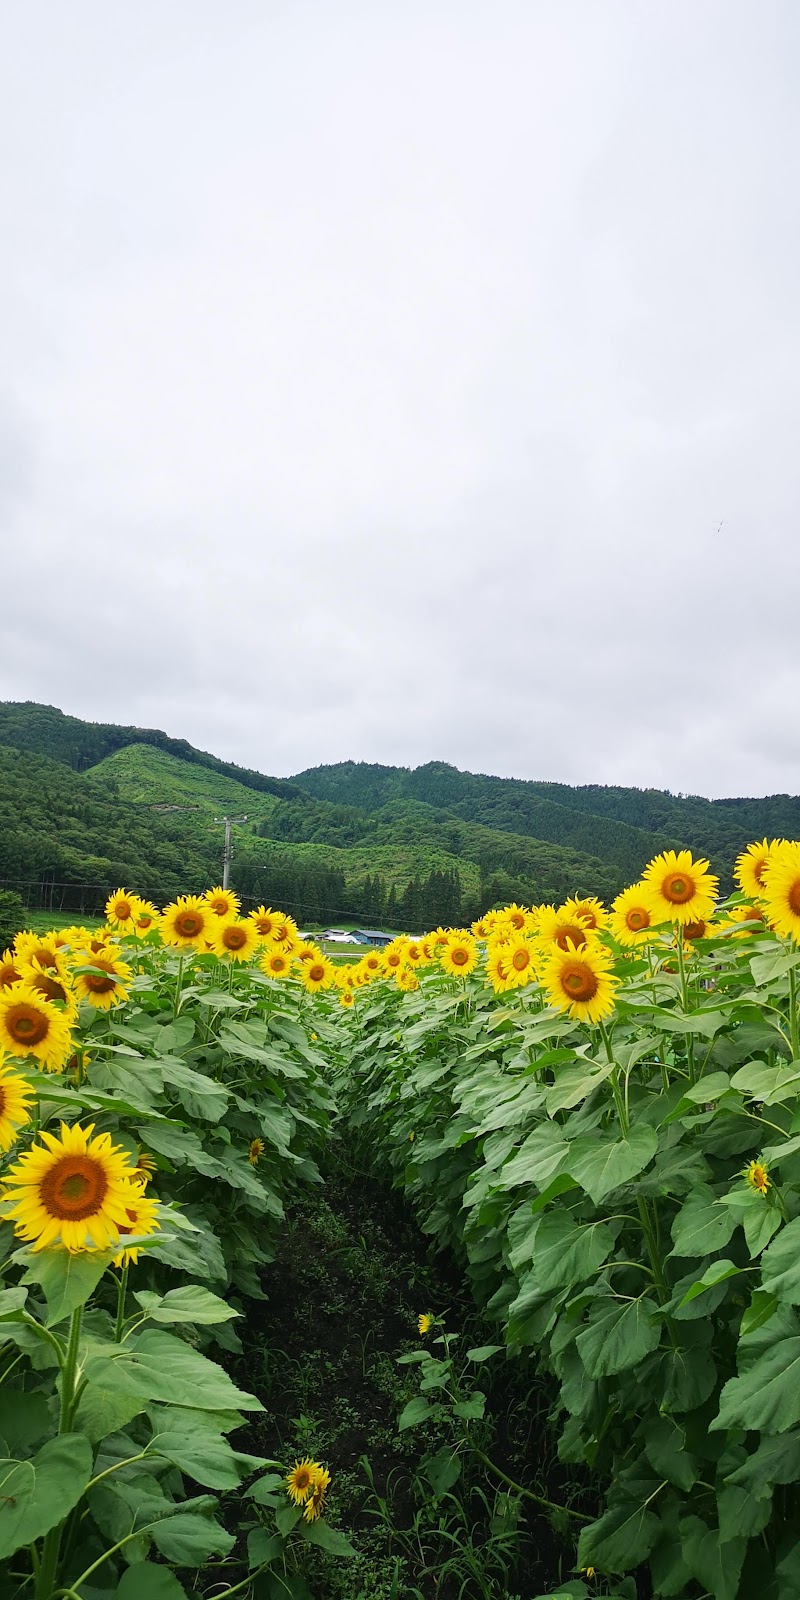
2 3 799 798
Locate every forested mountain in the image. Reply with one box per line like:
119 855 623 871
1 701 795 928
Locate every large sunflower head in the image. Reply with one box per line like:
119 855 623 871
204 886 241 919
111 1182 161 1267
302 956 335 993
72 951 133 1010
105 889 137 931
271 914 299 948
760 841 800 942
260 947 295 980
248 906 280 941
541 939 618 1024
0 1061 35 1153
440 933 478 978
286 1458 325 1506
13 933 63 971
485 945 511 993
0 983 74 1073
22 955 79 1019
609 884 656 947
734 840 784 901
209 918 260 963
161 895 213 950
502 935 537 987
640 850 719 927
396 965 419 992
536 905 594 953
1 1121 145 1253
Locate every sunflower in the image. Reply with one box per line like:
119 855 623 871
340 988 355 1008
111 1183 161 1267
609 884 656 947
382 947 408 975
396 966 419 992
418 1313 433 1334
22 956 78 1020
135 1150 158 1184
537 906 594 953
72 951 133 1010
286 1458 324 1505
295 941 320 964
209 918 260 963
405 941 425 967
260 947 294 980
485 945 512 993
0 1062 35 1153
744 1159 771 1197
718 903 766 938
13 933 63 971
562 895 608 933
503 936 537 987
641 850 719 927
248 1138 264 1166
303 1466 331 1522
271 914 298 947
734 840 784 900
1 1121 143 1252
302 956 335 993
0 983 73 1073
0 951 23 989
440 933 478 978
248 906 280 941
760 841 800 942
105 888 137 931
471 918 491 940
161 895 213 950
204 886 241 919
133 900 160 935
502 903 531 933
541 939 618 1024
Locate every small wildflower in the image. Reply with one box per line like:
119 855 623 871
744 1159 771 1196
249 1138 265 1167
418 1313 433 1335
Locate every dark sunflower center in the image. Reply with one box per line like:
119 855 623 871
561 964 598 1002
115 901 132 920
7 1005 49 1045
663 874 695 905
0 965 21 987
309 964 325 982
0 1086 5 1114
626 908 650 931
788 882 800 917
451 948 469 966
210 900 228 915
34 975 67 1003
41 1155 108 1220
683 920 706 940
175 913 203 937
86 966 117 993
224 927 248 949
256 919 273 934
555 923 588 951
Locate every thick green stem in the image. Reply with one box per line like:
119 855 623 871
172 954 185 1020
36 1308 83 1599
114 1265 129 1343
469 1444 591 1521
675 933 696 1084
789 961 799 1061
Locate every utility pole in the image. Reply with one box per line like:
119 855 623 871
213 815 248 890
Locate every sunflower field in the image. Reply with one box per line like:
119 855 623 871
3 848 800 1599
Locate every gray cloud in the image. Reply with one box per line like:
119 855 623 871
1 1 799 797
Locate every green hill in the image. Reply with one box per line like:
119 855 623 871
2 701 797 929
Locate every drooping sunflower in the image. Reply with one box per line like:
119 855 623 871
640 850 718 927
734 840 784 901
105 888 137 932
0 1062 35 1153
609 884 656 947
303 1466 331 1522
418 1313 433 1335
302 956 335 993
0 983 73 1073
760 841 800 942
209 918 260 963
1 1121 143 1252
562 895 608 933
111 1182 161 1267
72 951 133 1010
134 1150 158 1185
204 886 241 919
502 936 537 987
536 906 594 953
248 906 280 941
161 896 213 950
541 939 618 1024
260 947 295 980
440 933 478 978
248 1138 264 1167
286 1458 324 1506
0 951 23 989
